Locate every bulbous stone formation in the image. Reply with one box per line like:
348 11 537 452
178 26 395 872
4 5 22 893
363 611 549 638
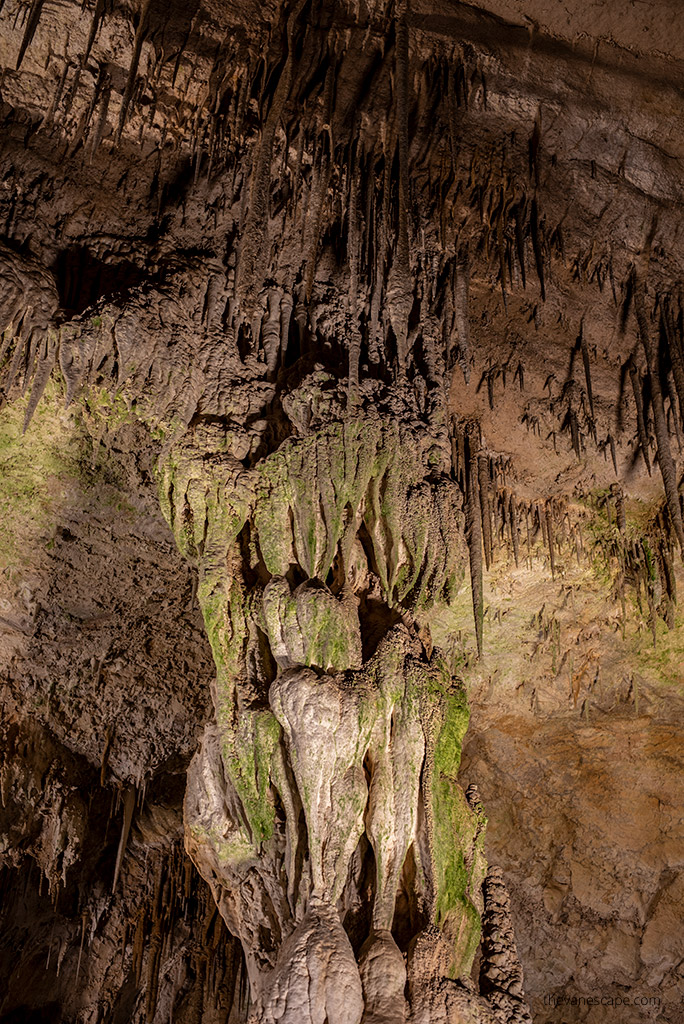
55 317 522 1020
163 371 526 1022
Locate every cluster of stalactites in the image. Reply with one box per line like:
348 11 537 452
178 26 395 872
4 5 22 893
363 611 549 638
451 410 682 655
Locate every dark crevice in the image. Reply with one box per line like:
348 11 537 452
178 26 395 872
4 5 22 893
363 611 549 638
51 247 146 316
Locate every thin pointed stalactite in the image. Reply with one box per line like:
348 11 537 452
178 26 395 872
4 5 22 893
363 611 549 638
1 332 30 406
509 490 520 567
387 0 412 376
369 132 393 364
112 785 135 893
634 281 684 554
478 453 493 570
347 129 362 405
666 371 683 453
447 59 460 174
514 203 527 289
628 354 652 476
15 0 44 70
454 246 471 382
579 320 594 419
466 424 484 657
115 0 154 145
301 59 335 305
65 0 106 114
664 300 684 432
530 197 545 300
608 433 619 476
23 330 58 431
545 503 555 579
234 1 307 324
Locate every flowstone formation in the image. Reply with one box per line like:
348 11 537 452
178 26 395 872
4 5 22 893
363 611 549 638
169 382 488 1022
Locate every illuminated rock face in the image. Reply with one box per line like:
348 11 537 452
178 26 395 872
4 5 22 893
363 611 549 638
1 0 684 1021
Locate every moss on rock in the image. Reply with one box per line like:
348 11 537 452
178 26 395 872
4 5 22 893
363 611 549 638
429 672 487 977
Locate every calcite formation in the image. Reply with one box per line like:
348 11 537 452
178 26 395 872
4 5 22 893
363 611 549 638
0 0 683 1022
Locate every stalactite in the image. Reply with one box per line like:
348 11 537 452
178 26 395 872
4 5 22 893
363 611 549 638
509 490 520 566
66 0 105 111
370 133 393 366
112 785 135 892
115 0 153 145
495 185 510 309
628 354 652 475
569 408 581 460
15 0 44 70
513 202 527 289
1 331 30 406
539 502 548 553
261 288 282 381
478 453 493 570
145 858 164 1022
291 127 306 227
491 459 502 550
132 906 146 985
450 245 473 382
514 360 524 390
347 127 362 403
99 724 113 787
67 64 106 159
579 321 594 419
660 536 677 607
530 198 545 300
74 910 87 984
387 0 412 376
666 371 683 452
88 77 111 163
634 281 684 553
608 433 618 476
235 0 307 325
613 484 627 534
545 502 555 579
664 300 684 431
466 423 484 657
302 62 335 305
479 366 495 412
446 57 460 174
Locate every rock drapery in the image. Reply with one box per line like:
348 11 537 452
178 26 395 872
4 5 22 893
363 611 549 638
0 0 683 1021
